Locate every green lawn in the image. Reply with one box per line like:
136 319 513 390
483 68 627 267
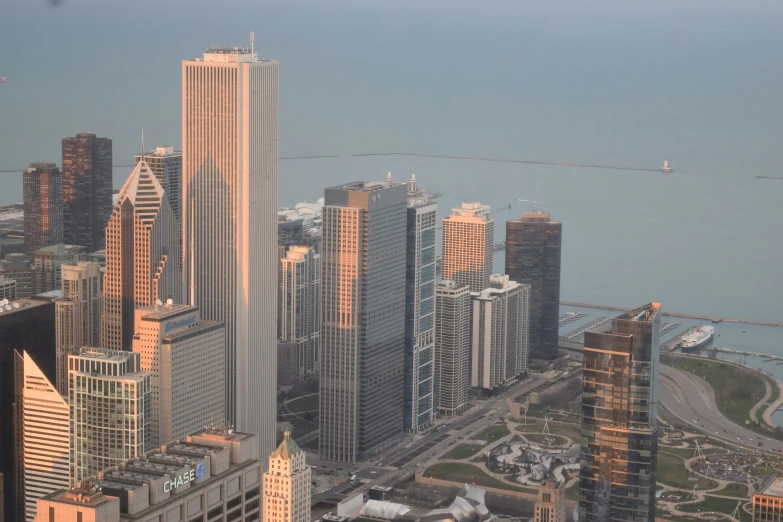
656 508 699 522
656 446 725 459
516 421 581 442
286 393 319 413
658 452 718 490
677 496 750 522
422 463 535 493
711 483 749 499
524 433 570 446
476 424 510 443
446 444 485 460
566 481 579 501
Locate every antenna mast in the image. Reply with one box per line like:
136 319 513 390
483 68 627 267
250 31 255 54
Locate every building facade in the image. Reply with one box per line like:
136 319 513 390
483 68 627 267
134 146 182 231
23 163 63 255
505 210 562 360
102 158 182 351
62 133 112 252
753 477 783 522
33 243 86 293
279 246 320 380
579 303 661 522
263 432 311 522
470 275 530 390
534 480 566 522
69 348 151 484
0 274 15 301
442 201 493 293
277 341 300 387
319 181 408 462
404 174 437 432
14 351 70 522
183 45 279 459
132 304 226 446
0 253 37 298
435 280 471 416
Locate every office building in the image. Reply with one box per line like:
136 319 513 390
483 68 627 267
14 351 70 522
0 297 56 522
134 146 182 230
534 480 566 522
753 477 783 522
442 201 494 292
278 215 304 249
505 210 562 360
33 243 86 293
132 303 225 446
23 162 63 255
69 348 151 484
470 275 530 390
0 274 15 301
403 174 437 432
62 133 112 252
279 245 320 380
319 180 408 462
263 432 311 522
435 280 471 416
183 44 279 458
0 253 37 298
277 341 300 387
579 303 661 522
55 262 103 395
102 157 182 351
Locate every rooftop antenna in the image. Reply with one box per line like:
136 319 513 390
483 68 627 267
250 31 255 54
141 129 145 162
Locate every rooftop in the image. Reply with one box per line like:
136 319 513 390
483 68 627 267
616 302 661 323
760 477 783 497
271 431 302 460
136 303 196 321
329 180 408 193
0 296 52 317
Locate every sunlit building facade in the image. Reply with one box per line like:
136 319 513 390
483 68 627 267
263 432 310 522
279 246 320 380
442 202 493 293
23 162 63 256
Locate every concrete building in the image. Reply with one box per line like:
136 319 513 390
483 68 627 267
319 180 408 462
505 210 562 360
36 428 262 522
277 341 300 387
102 157 182 351
14 351 70 522
403 174 437 432
62 133 112 252
55 262 103 395
183 44 279 459
263 432 311 522
23 162 63 255
435 280 471 416
33 243 86 293
279 245 320 380
0 274 15 301
470 275 530 390
534 480 566 522
69 348 151 484
753 477 783 522
442 201 493 293
132 304 226 446
134 146 182 233
0 253 37 298
0 297 56 522
579 303 661 522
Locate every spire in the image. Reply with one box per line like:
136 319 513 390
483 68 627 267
386 171 392 183
410 173 417 192
141 129 145 162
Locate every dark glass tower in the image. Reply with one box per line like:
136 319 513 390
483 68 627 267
23 163 63 255
579 303 661 522
505 210 562 360
62 133 113 252
319 180 408 462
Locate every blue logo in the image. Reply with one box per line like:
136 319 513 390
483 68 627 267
195 463 205 479
165 315 197 333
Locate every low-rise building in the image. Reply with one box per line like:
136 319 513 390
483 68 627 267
753 476 783 522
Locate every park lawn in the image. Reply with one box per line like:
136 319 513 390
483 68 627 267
286 393 319 414
566 481 579 501
279 413 317 432
446 444 485 460
477 424 511 443
658 452 718 490
422 463 535 494
677 495 750 522
711 483 749 499
655 509 699 522
656 446 725 459
516 421 581 442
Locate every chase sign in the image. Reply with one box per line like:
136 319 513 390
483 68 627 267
163 463 205 493
165 314 197 333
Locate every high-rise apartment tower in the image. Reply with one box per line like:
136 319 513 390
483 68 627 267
279 246 320 380
23 163 63 255
442 202 493 292
435 280 471 416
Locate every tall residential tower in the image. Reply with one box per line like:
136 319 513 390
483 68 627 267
279 246 320 380
442 202 493 292
435 280 471 416
23 163 63 255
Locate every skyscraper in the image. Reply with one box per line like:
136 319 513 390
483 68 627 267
403 174 437 433
470 275 529 390
435 280 471 416
69 347 151 484
62 133 112 252
23 163 63 255
55 261 103 395
534 480 566 522
33 244 85 294
13 351 69 522
182 43 279 458
319 180 408 462
134 146 182 236
279 246 320 380
0 254 37 298
442 202 493 292
263 432 311 522
102 157 181 351
132 303 225 446
505 210 562 360
579 303 661 522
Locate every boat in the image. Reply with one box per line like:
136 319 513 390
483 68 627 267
712 318 723 323
661 160 672 173
680 325 715 351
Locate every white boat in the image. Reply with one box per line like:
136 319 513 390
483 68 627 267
661 160 672 173
680 325 715 350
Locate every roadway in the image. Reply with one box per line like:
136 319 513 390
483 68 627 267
659 365 783 452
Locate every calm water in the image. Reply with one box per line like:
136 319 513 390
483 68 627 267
1 1 781 326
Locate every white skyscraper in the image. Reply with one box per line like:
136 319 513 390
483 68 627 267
263 432 311 522
183 41 279 458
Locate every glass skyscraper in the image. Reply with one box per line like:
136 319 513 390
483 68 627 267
23 162 63 255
